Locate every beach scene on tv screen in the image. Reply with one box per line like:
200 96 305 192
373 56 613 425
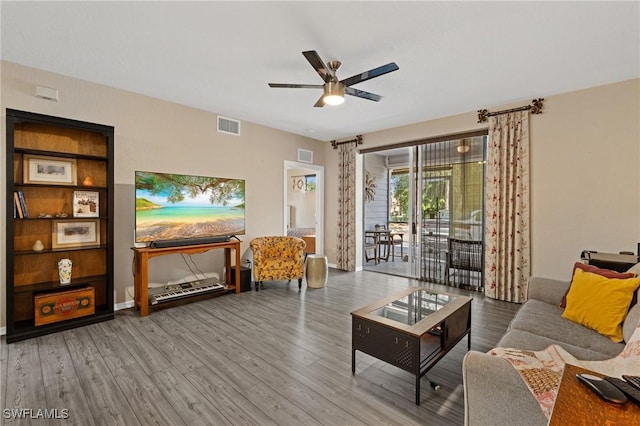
135 171 245 242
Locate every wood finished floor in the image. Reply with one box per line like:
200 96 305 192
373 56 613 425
1 270 520 426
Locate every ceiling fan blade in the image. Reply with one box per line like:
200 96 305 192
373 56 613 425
340 62 399 87
303 50 332 83
313 95 325 108
345 87 382 102
268 83 324 89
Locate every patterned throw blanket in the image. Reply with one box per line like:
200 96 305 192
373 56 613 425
490 323 640 419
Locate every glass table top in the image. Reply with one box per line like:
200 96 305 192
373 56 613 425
370 289 454 326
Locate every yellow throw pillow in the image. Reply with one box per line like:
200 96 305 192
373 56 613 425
562 268 640 342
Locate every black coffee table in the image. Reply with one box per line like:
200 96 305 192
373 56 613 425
351 286 472 404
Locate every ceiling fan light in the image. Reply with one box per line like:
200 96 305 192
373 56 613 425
324 95 344 106
323 81 345 105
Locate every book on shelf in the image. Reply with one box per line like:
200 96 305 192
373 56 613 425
13 192 23 218
73 190 99 217
17 190 28 218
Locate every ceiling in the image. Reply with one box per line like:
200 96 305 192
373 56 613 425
2 2 638 142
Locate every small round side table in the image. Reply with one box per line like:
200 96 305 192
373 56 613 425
305 254 328 289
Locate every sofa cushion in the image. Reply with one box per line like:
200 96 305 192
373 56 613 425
527 276 570 305
623 303 640 343
498 328 622 361
504 299 625 358
562 269 640 342
560 262 636 308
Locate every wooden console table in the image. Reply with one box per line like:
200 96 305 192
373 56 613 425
132 240 241 316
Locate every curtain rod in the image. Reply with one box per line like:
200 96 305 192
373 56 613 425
359 129 487 154
331 134 362 149
477 98 544 123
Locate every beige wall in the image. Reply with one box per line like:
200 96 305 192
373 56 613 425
0 61 326 327
1 60 638 329
324 79 640 279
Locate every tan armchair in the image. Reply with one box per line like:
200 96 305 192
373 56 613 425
250 236 306 291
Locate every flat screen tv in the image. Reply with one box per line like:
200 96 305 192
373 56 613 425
135 171 245 245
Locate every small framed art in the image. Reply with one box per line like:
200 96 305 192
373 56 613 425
73 191 99 217
23 154 77 185
52 219 100 249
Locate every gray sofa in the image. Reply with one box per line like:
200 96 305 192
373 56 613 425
462 276 640 426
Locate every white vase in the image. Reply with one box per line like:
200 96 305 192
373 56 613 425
32 240 44 251
58 258 72 284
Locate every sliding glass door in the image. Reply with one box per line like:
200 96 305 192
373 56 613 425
364 148 417 277
418 137 486 288
363 135 487 289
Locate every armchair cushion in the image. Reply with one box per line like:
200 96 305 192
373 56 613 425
250 236 305 283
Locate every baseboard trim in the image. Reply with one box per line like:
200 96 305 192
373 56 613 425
2 268 363 335
115 300 134 311
0 301 135 337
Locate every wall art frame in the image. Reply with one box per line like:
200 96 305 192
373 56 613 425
23 154 77 185
52 219 100 249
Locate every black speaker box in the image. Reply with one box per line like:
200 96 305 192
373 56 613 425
582 251 639 273
231 265 252 292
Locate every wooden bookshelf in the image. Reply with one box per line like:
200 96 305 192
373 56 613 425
5 109 115 343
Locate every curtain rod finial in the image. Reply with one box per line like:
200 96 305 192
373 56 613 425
331 135 363 149
531 98 544 115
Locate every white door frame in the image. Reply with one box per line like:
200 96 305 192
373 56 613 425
283 161 324 256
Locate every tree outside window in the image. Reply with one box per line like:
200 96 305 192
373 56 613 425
389 170 409 222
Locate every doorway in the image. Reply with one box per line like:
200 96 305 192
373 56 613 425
363 136 486 289
283 161 324 256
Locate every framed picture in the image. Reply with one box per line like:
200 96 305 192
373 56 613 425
292 176 305 192
73 191 99 217
292 175 316 192
52 219 100 249
23 154 77 185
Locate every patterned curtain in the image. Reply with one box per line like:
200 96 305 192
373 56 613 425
484 111 531 302
337 143 356 271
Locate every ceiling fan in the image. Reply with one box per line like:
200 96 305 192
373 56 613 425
268 50 399 107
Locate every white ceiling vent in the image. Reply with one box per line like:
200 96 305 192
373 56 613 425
217 116 241 136
297 149 313 163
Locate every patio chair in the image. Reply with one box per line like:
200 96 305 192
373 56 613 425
445 238 483 287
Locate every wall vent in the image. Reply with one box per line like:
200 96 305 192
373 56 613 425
297 149 313 163
35 85 59 102
217 116 241 136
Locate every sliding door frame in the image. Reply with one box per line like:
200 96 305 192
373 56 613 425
360 129 488 285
